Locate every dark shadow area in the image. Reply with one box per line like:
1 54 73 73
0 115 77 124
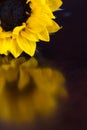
37 0 87 64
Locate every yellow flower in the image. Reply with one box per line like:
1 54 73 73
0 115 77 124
0 0 62 58
0 56 67 123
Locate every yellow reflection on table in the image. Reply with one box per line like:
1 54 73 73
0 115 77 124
0 56 67 123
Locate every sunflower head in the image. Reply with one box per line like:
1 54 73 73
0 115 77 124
0 0 62 58
0 0 31 31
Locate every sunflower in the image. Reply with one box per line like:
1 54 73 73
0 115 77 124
0 0 62 58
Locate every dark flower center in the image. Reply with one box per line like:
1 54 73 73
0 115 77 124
0 0 31 31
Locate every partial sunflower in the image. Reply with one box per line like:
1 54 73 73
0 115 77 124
0 0 62 58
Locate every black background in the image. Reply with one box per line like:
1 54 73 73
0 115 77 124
38 0 87 64
36 0 87 130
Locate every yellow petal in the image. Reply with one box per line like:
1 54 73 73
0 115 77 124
0 38 11 55
0 27 2 32
0 39 4 54
0 31 12 38
31 0 46 6
39 13 53 26
17 34 36 56
0 38 22 57
10 39 22 58
21 29 39 42
46 0 63 12
27 16 44 33
13 23 26 36
38 28 50 42
42 5 55 19
47 20 61 33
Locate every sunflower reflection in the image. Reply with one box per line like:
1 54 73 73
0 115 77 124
0 56 67 123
